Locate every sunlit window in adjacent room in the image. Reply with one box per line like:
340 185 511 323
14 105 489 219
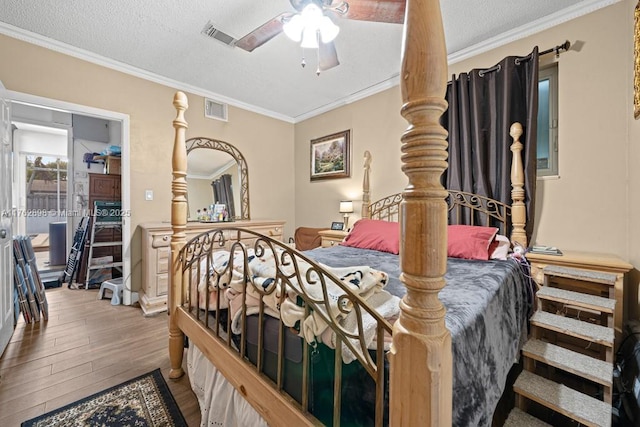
537 65 558 177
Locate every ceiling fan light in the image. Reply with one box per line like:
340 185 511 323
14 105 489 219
301 3 323 25
319 16 339 43
300 27 319 49
283 14 303 42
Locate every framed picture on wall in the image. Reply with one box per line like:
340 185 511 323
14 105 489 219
310 130 351 181
635 0 640 119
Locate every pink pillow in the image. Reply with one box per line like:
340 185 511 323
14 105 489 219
341 219 400 254
447 225 499 260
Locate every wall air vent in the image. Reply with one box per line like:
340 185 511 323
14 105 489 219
204 98 228 122
201 21 236 46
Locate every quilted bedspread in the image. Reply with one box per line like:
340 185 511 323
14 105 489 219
304 245 534 427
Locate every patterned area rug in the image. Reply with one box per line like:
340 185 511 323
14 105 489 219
22 369 187 426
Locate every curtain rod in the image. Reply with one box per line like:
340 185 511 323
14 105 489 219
539 40 571 57
465 40 572 78
515 40 571 64
477 40 572 75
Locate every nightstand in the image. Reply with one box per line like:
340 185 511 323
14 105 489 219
527 250 632 348
318 229 348 248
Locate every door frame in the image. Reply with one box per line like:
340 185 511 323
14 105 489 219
8 90 135 305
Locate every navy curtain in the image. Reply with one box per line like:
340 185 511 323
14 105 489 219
441 47 539 243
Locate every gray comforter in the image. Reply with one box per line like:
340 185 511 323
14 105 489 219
304 245 534 427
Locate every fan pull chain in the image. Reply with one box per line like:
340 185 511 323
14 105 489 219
315 30 321 76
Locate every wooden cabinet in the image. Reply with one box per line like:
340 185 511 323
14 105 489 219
88 173 120 204
527 250 632 348
139 220 285 315
93 155 121 175
318 229 348 248
77 173 122 285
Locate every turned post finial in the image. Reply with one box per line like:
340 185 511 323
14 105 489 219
509 122 527 248
362 151 372 219
510 122 523 141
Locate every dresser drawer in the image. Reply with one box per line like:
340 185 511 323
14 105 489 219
157 247 169 274
157 273 168 296
241 224 283 240
151 233 171 248
140 220 285 316
319 230 348 248
321 237 343 248
224 225 283 247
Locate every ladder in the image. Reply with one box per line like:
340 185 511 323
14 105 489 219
507 265 616 427
60 216 90 286
84 201 123 289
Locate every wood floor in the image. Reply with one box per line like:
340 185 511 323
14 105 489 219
0 286 201 426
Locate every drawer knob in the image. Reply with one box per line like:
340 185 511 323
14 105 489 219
162 236 169 241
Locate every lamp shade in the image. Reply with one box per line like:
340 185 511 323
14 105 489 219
339 200 354 213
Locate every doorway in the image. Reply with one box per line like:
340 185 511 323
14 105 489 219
7 91 133 304
12 122 69 272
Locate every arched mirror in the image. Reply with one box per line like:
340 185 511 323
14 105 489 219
185 137 250 221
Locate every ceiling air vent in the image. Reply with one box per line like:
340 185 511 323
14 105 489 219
201 21 236 46
204 98 228 122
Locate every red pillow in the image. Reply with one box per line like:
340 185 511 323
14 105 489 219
341 219 400 254
447 225 499 260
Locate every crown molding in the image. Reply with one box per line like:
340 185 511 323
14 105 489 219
292 74 400 122
295 0 620 121
0 0 620 124
0 21 295 124
447 0 621 64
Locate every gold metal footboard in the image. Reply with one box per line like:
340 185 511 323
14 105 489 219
178 228 393 426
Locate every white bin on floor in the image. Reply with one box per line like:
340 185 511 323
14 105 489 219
98 277 124 305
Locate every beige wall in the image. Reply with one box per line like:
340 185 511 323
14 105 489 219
3 1 640 319
627 0 640 320
295 88 406 228
295 1 640 318
0 34 295 293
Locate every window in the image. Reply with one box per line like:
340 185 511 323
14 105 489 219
25 155 68 233
537 65 558 176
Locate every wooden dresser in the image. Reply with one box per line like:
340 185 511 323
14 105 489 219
138 220 285 315
527 250 633 347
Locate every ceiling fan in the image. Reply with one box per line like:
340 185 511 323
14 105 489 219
234 0 405 74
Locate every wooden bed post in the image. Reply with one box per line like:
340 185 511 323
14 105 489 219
362 150 371 219
390 0 452 425
509 122 528 248
169 91 188 379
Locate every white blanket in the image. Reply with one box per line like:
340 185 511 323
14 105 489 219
202 247 400 363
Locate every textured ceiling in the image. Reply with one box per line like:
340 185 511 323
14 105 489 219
0 0 618 122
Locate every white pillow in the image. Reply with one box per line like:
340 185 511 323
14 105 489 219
490 234 510 260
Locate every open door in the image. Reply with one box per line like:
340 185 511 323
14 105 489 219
0 80 14 356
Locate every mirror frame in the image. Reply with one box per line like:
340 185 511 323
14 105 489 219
185 137 250 220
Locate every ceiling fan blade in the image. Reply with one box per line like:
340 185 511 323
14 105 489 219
336 0 405 24
318 41 340 72
235 12 294 52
